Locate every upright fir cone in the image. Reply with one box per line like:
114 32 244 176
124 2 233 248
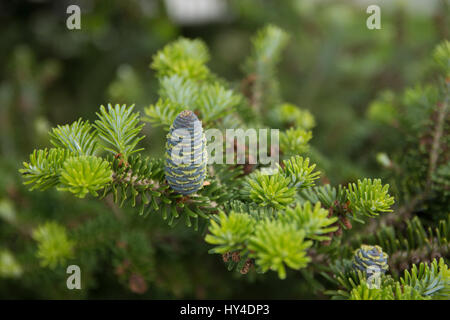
164 110 207 195
352 244 389 275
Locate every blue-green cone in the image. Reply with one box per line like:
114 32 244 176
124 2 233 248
164 110 207 195
352 244 389 274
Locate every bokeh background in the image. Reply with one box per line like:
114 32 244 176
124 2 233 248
0 0 448 298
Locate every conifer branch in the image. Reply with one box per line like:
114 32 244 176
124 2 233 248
18 27 449 293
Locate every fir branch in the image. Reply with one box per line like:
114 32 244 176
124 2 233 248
279 156 320 189
248 219 312 279
197 82 242 125
280 128 312 156
58 156 113 198
94 104 145 160
20 148 73 191
279 202 338 241
241 172 295 209
158 75 199 107
346 178 394 218
151 38 210 80
205 211 255 254
32 222 75 269
426 81 448 190
400 258 450 299
337 258 450 300
144 98 185 129
244 25 289 114
49 118 98 156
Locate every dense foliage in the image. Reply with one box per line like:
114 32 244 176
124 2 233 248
0 0 448 299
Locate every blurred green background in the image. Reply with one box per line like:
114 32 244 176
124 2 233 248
0 0 448 298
